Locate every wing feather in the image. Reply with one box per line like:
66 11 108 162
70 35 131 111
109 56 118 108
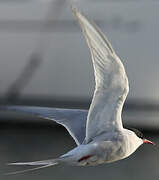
73 8 129 142
0 106 88 145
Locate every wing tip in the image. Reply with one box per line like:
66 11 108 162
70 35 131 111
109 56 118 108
72 5 80 19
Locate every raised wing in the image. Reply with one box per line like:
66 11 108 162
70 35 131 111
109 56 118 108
0 106 88 145
73 8 129 143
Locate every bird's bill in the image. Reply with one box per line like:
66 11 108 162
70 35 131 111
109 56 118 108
143 139 155 145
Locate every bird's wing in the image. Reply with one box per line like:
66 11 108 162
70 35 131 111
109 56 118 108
0 106 88 145
73 8 129 142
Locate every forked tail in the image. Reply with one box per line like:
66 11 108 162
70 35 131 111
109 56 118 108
6 158 59 175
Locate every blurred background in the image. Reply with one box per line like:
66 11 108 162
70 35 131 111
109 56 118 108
0 0 159 179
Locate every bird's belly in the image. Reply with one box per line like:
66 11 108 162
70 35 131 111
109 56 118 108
79 144 127 166
78 156 105 166
85 139 141 165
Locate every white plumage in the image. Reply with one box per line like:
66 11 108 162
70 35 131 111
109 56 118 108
73 8 129 143
1 7 154 175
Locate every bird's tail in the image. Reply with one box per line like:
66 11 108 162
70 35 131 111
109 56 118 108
6 158 59 175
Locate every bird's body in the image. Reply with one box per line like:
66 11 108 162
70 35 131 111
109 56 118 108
60 129 142 166
1 7 154 175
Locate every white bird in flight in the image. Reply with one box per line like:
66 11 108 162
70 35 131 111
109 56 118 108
2 7 155 174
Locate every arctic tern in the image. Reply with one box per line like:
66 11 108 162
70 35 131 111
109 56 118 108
1 7 155 174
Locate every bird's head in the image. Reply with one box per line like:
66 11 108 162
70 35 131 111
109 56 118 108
129 128 155 145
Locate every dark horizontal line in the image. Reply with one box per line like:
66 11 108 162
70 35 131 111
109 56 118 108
0 119 158 135
0 96 159 112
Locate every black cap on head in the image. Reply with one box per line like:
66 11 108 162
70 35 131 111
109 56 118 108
128 128 144 139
